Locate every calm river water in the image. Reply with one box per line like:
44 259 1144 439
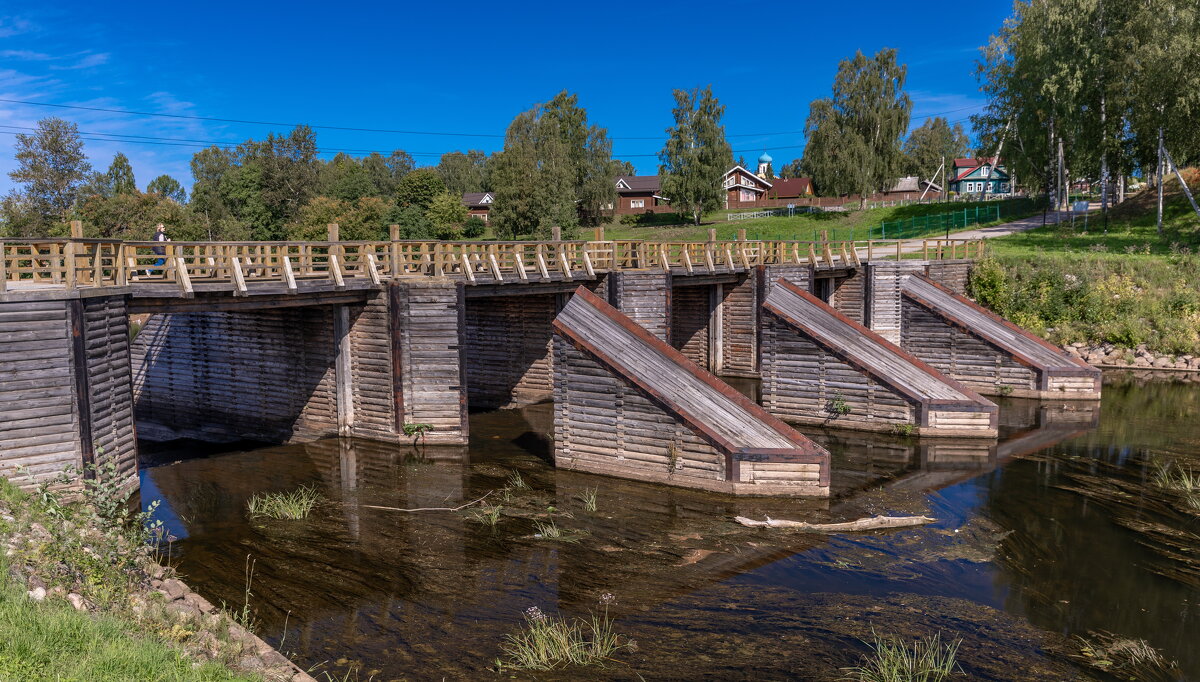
141 372 1200 681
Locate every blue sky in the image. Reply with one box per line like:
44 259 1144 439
0 1 1014 194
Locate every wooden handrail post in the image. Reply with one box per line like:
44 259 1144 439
593 226 605 241
708 228 717 242
64 241 77 290
551 225 562 242
389 224 400 278
69 220 84 240
737 228 746 242
0 241 7 293
327 223 340 242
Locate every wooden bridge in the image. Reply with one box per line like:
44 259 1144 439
0 233 1094 498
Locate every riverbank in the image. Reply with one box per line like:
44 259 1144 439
974 173 1200 358
0 477 311 681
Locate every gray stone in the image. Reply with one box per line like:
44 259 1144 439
26 587 45 601
67 593 88 611
1134 357 1151 367
166 601 201 621
1153 356 1173 368
236 656 265 672
150 564 166 581
161 578 188 600
183 592 215 613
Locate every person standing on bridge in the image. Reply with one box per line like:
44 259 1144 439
149 223 169 276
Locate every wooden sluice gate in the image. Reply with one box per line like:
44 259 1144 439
551 287 831 496
761 279 998 437
900 275 1102 399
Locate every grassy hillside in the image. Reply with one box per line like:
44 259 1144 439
602 198 1040 242
975 171 1200 355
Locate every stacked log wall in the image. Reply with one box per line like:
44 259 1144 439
390 280 468 443
760 313 918 428
669 284 711 370
346 292 396 440
0 299 83 488
130 308 339 442
82 295 138 489
464 294 557 408
925 260 973 295
867 261 928 344
720 273 757 376
608 271 669 342
553 336 726 486
830 270 866 324
900 298 1038 391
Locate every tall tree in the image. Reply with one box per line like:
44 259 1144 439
802 49 911 206
146 174 187 203
106 152 137 195
361 150 414 196
5 117 91 228
778 159 805 179
902 117 969 179
490 108 577 239
541 91 618 226
395 168 447 210
436 150 489 196
658 86 733 225
425 191 469 239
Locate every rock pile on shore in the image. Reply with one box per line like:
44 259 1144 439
1063 342 1200 371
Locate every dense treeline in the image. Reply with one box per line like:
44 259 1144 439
973 0 1200 210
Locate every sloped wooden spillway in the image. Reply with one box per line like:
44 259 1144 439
900 275 1102 399
761 279 998 437
552 287 831 497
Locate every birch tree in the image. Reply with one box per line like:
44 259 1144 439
658 86 733 225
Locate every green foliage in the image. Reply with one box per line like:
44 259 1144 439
903 117 968 179
1149 457 1200 512
395 168 446 210
467 504 504 527
425 191 468 239
146 174 187 203
575 488 598 513
3 117 91 233
803 49 911 204
245 485 322 520
891 423 916 437
829 392 852 416
541 91 618 227
498 597 629 671
778 159 804 179
402 422 435 445
490 105 580 240
461 215 487 239
436 150 489 196
658 85 733 225
284 196 389 241
842 631 961 682
106 152 137 196
389 204 434 239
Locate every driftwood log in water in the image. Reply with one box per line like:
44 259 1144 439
734 515 935 532
363 491 493 513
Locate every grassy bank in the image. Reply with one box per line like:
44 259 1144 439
602 198 1040 242
975 172 1200 356
0 477 261 681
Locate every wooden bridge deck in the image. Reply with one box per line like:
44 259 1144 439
555 288 802 450
902 275 1095 374
0 237 983 302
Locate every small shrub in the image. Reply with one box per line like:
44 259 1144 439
842 631 961 682
828 392 852 417
461 216 487 239
891 423 916 437
996 384 1014 397
246 485 322 520
402 422 434 445
468 504 503 527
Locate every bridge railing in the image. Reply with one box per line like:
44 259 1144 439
0 237 984 292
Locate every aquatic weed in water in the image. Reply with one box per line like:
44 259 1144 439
1150 458 1200 511
576 487 598 512
246 485 322 520
532 519 588 543
506 470 529 490
498 595 630 670
468 504 503 527
841 631 961 682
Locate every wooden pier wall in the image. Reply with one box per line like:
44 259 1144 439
0 294 137 490
464 294 558 408
388 280 469 443
130 308 340 442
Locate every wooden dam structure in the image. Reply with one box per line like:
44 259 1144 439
0 232 1099 497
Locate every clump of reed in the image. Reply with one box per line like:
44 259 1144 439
531 519 588 543
467 504 504 527
576 487 598 512
498 594 629 671
1150 458 1200 512
246 485 322 520
842 631 961 682
1073 631 1176 677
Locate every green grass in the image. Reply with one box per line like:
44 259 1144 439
0 567 255 681
842 632 962 682
974 174 1200 355
601 198 1039 243
497 600 628 671
1150 458 1200 512
246 485 322 520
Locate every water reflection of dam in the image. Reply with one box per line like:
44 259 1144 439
147 397 1100 651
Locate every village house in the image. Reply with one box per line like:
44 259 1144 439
721 153 816 207
766 177 815 201
948 158 1011 196
613 176 671 215
460 191 494 222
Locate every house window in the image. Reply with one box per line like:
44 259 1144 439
740 189 756 201
630 199 645 209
